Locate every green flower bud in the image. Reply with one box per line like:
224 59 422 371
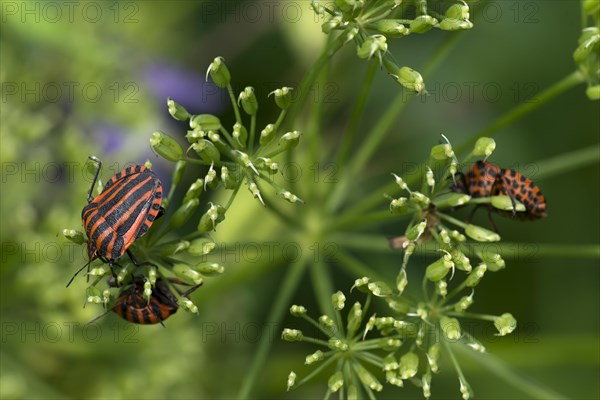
279 130 301 149
433 192 471 208
427 343 441 373
473 137 496 158
234 151 258 174
173 263 203 285
168 199 200 230
481 252 505 272
180 297 199 314
287 371 296 391
466 337 486 353
410 191 430 207
351 277 370 292
207 130 222 144
206 56 231 88
221 166 238 189
367 281 393 297
86 294 102 305
187 238 215 256
281 328 303 342
271 87 293 110
494 313 517 336
159 240 190 256
436 280 448 297
422 372 432 399
190 114 221 131
197 203 226 232
465 224 500 242
143 279 152 303
583 0 600 16
376 19 409 37
586 85 600 100
390 197 409 214
62 229 85 245
410 15 438 33
322 14 343 34
173 160 187 186
181 179 204 204
426 254 453 281
305 350 324 365
328 338 349 351
117 264 131 285
451 229 466 242
204 164 218 190
89 266 108 277
185 129 205 143
238 87 258 116
386 371 404 387
194 262 224 276
431 143 454 160
357 35 387 59
232 122 248 148
86 286 102 304
426 168 435 188
363 314 376 339
459 377 473 400
440 316 461 340
278 190 304 204
328 371 344 393
490 195 525 212
102 289 111 305
446 1 470 20
397 66 425 93
259 124 276 146
146 266 157 286
455 291 474 312
391 173 410 191
465 264 487 287
346 302 362 335
356 364 383 392
573 33 599 64
439 18 473 31
192 139 220 163
150 131 183 162
344 26 359 43
319 315 336 332
406 220 427 241
290 305 307 316
257 157 279 173
167 97 190 121
383 354 399 371
399 352 419 379
332 290 346 310
451 249 472 272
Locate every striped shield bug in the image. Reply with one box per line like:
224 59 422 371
450 160 547 225
67 156 163 286
111 278 202 325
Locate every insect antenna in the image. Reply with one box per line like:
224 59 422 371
66 259 92 288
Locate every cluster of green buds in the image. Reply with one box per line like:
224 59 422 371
573 0 600 100
283 278 516 399
311 0 473 93
152 57 303 211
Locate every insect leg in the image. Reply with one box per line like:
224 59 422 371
86 156 103 203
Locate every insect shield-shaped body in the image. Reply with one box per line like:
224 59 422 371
68 157 163 287
112 278 202 325
451 160 547 220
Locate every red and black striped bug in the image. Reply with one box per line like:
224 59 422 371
111 278 202 325
450 160 547 224
67 156 163 286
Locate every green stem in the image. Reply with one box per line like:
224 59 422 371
290 353 341 392
249 114 257 153
237 257 310 399
455 70 585 155
535 144 600 180
311 260 339 330
227 84 242 125
327 210 406 232
333 249 389 283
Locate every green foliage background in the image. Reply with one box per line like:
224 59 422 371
1 1 598 399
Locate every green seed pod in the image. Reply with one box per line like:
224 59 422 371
168 199 200 229
206 56 231 88
446 1 470 20
167 97 190 121
397 66 425 93
143 279 152 303
117 264 132 285
386 371 404 387
259 124 276 146
328 371 344 393
319 315 336 333
173 160 187 186
583 0 600 16
180 297 199 314
328 338 349 351
410 15 438 33
425 254 454 281
357 35 387 59
146 266 157 286
465 224 501 242
185 129 205 143
433 192 471 208
183 178 204 204
150 131 183 162
322 14 343 34
586 85 600 100
427 343 441 372
367 281 393 297
466 264 487 287
399 352 419 379
190 114 221 131
383 354 399 371
281 328 303 342
479 250 506 271
62 229 85 245
376 19 409 37
406 220 427 241
473 137 496 158
573 34 599 64
390 197 409 215
197 203 226 232
279 130 301 149
346 302 363 335
455 292 474 311
305 349 324 365
194 262 224 276
396 268 408 294
332 291 346 310
287 371 296 392
431 143 454 160
272 87 293 110
187 238 216 256
232 122 248 148
494 313 517 336
351 277 370 293
173 263 203 285
440 316 461 340
204 164 218 190
192 139 221 163
238 87 258 115
356 363 383 392
278 190 304 204
159 240 190 256
439 18 473 31
290 305 307 316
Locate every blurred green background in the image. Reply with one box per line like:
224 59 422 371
1 1 598 399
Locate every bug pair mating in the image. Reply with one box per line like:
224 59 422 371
69 156 201 325
450 160 547 229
